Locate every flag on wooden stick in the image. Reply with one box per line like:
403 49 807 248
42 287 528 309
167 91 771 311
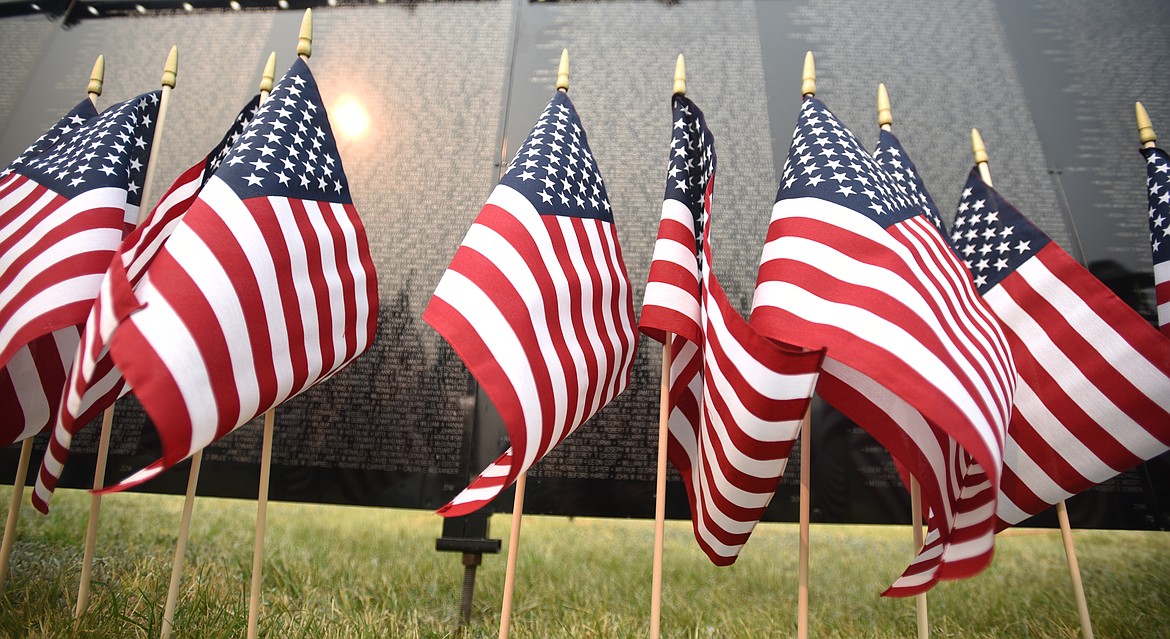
32 97 261 512
0 93 158 447
1141 145 1170 335
750 97 1016 596
950 169 1170 529
639 94 821 564
53 58 376 493
425 90 638 517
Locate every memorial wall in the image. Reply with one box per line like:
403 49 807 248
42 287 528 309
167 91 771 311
1 0 1167 531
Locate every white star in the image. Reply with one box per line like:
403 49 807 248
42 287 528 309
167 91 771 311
245 173 264 187
518 170 535 181
994 258 1009 271
1014 240 1031 253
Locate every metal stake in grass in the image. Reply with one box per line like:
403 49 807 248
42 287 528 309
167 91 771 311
878 82 930 639
971 129 1094 639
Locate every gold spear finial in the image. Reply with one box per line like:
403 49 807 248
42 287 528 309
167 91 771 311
673 54 686 96
801 51 816 97
877 83 892 129
972 128 989 165
88 55 104 98
260 52 277 94
1136 101 1157 147
298 8 313 59
972 127 994 186
556 48 569 92
161 45 178 88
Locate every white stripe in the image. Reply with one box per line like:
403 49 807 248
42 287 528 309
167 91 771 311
271 198 324 382
330 201 372 356
0 275 104 351
987 270 1170 454
8 345 49 440
1001 430 1074 507
433 269 540 474
302 200 348 374
0 227 121 312
599 221 636 400
0 187 124 279
642 281 701 323
557 215 609 422
127 278 220 454
0 179 42 232
458 220 568 457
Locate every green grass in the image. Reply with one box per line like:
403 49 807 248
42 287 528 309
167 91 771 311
0 488 1167 638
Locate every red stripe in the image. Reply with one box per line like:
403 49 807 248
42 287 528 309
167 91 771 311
0 182 56 254
249 197 310 394
288 198 336 379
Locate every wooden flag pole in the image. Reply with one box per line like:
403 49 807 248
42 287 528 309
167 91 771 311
973 128 1093 639
76 48 178 621
0 54 109 593
246 50 279 639
795 51 815 639
160 451 201 639
649 334 671 639
649 55 686 639
0 439 33 589
879 82 928 639
499 46 570 639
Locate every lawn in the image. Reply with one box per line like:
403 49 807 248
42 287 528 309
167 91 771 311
1 488 1167 638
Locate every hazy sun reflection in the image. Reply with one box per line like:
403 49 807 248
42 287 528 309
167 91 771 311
332 94 370 142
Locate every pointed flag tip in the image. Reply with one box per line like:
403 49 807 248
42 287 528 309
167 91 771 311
298 8 313 59
877 83 892 128
260 52 277 93
802 51 816 97
88 55 104 98
1137 101 1157 146
161 45 178 88
673 53 686 96
556 48 569 92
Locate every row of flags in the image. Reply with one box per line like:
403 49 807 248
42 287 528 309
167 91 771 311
2 51 1167 599
425 84 1170 596
0 57 378 513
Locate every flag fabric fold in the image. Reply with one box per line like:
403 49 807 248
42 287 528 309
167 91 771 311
32 97 260 512
639 94 821 564
424 90 638 518
53 58 376 493
950 169 1170 529
750 98 1015 596
1142 146 1170 335
0 93 159 446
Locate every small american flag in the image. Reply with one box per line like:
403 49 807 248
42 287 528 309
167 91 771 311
951 169 1170 529
425 90 638 518
32 97 260 513
751 98 1015 596
1142 146 1170 334
83 59 377 492
0 93 158 446
640 94 821 564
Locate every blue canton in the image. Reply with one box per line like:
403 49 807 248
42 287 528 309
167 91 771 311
501 91 612 223
777 98 920 226
874 129 946 235
217 58 349 205
950 169 1048 294
1142 147 1170 268
9 91 159 206
203 95 260 188
1 99 99 179
665 94 715 258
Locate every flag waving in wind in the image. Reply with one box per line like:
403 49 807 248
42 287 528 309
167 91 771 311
639 94 821 564
751 98 1015 595
425 90 638 518
0 92 158 446
1142 145 1170 335
33 97 260 512
68 59 377 492
951 170 1170 529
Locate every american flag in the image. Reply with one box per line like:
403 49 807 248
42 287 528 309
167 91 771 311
75 58 377 492
0 92 158 446
639 94 821 564
32 97 260 512
424 90 638 518
1142 146 1170 335
750 98 1015 596
950 169 1170 529
873 129 946 235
